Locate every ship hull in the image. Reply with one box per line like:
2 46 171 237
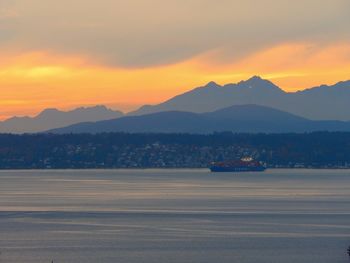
210 166 266 172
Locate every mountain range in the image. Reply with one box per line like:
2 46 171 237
2 76 350 134
0 106 123 133
130 76 350 121
49 104 350 134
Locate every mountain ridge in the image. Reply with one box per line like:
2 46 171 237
0 105 124 134
2 76 350 134
129 76 350 121
48 104 350 134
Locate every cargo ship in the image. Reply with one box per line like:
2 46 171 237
210 157 266 172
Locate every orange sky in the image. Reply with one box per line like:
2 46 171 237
1 0 349 120
1 41 350 120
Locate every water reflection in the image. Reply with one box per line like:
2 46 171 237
0 169 349 263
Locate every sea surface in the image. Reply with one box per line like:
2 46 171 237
0 169 349 263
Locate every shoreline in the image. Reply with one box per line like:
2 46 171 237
0 167 350 171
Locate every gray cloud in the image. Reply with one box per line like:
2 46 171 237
1 0 349 67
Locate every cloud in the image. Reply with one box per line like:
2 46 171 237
0 0 349 68
0 9 18 19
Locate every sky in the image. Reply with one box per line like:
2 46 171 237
0 0 349 120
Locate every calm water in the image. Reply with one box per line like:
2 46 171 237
0 169 349 263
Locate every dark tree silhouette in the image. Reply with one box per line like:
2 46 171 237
0 132 349 169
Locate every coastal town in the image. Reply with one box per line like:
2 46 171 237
0 132 349 169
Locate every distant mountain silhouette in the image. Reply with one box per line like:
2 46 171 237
49 104 350 134
4 76 350 133
0 106 124 133
130 76 350 121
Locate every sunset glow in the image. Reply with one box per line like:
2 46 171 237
1 42 350 120
1 0 349 120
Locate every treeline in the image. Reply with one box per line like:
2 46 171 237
0 132 349 169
